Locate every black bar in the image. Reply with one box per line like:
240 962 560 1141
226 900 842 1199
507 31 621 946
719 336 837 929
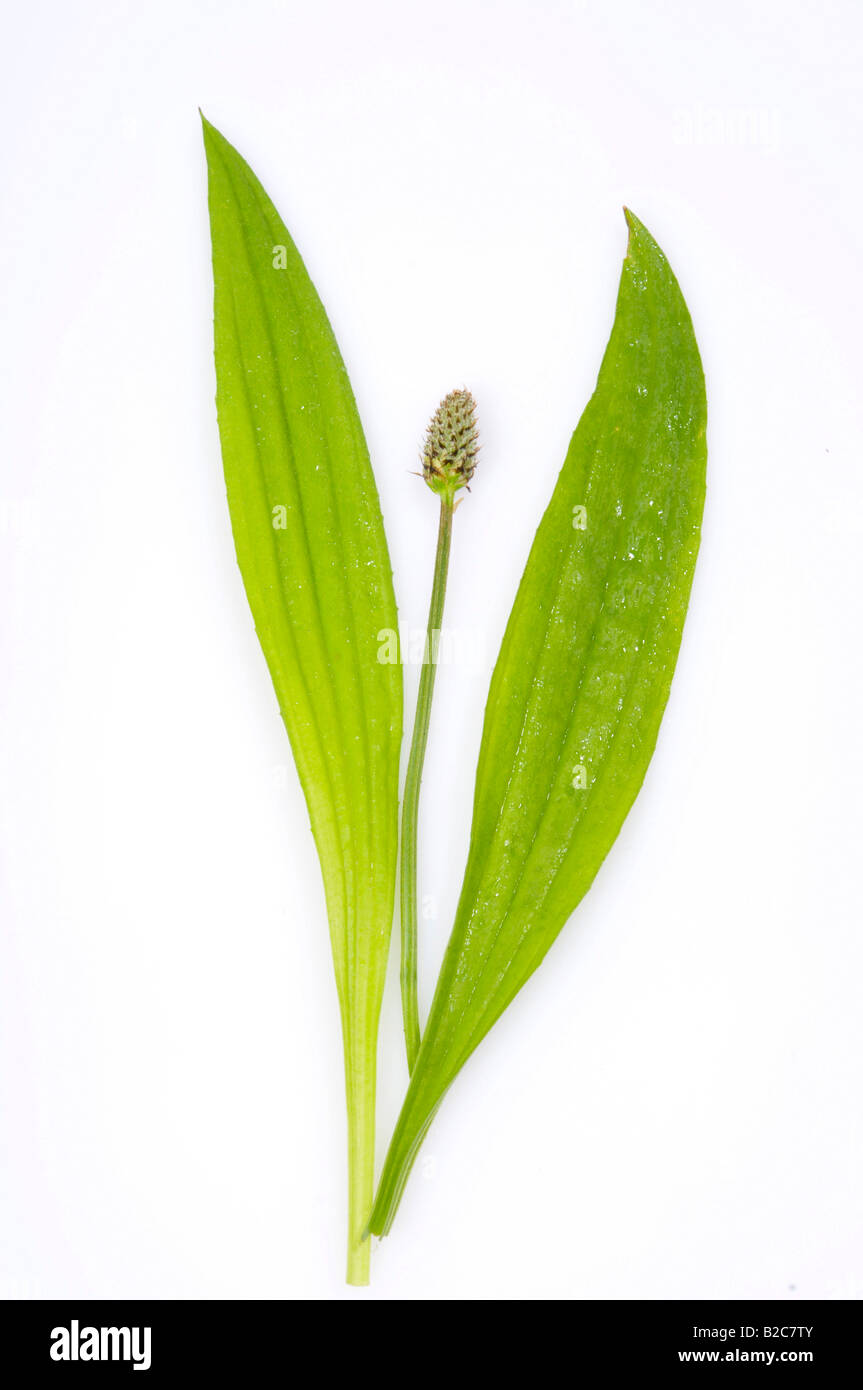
2 1298 858 1376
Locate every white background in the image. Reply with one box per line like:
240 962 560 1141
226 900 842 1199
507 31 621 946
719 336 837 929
1 0 861 1301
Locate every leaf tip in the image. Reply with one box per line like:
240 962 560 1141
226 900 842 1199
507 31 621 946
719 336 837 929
622 205 645 251
199 111 227 162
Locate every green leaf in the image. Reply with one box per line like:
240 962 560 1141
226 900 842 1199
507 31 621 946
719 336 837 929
202 117 402 1283
369 210 707 1235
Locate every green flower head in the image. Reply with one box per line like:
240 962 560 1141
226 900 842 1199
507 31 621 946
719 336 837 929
421 389 479 496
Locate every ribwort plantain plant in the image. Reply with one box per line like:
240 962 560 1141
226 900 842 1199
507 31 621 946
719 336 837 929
202 118 706 1282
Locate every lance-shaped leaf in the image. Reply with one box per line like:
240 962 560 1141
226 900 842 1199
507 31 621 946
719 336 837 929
369 210 707 1235
202 117 402 1283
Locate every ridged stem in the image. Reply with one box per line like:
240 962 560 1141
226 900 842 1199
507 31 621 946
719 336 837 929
345 1028 376 1284
400 493 455 1071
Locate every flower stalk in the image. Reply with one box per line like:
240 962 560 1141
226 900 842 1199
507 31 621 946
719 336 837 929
400 391 478 1071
